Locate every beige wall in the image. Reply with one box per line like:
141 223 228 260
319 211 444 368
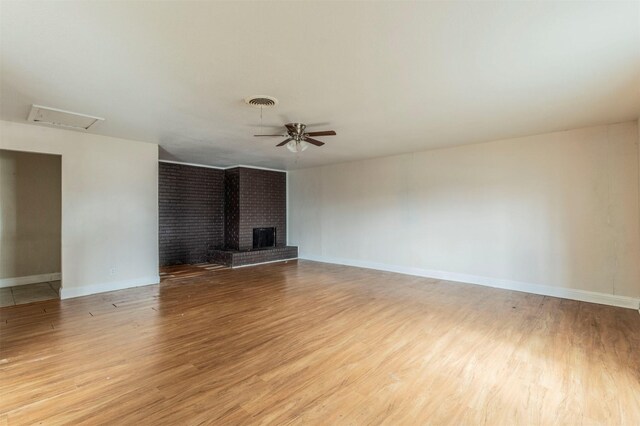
0 150 61 280
0 120 159 298
289 121 640 305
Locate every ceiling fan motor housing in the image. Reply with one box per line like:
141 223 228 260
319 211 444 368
287 123 306 140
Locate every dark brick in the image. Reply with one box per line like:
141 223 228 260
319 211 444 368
233 168 287 250
158 163 224 266
159 164 293 267
209 246 298 267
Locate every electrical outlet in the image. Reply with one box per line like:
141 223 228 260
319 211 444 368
109 267 116 276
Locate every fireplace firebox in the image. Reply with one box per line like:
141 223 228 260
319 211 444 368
253 227 276 249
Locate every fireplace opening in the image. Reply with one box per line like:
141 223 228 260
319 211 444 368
253 227 276 249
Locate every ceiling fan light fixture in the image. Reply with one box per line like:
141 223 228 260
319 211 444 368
287 140 309 153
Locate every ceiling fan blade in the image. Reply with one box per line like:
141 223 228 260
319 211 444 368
305 130 336 137
304 122 331 128
304 137 325 147
284 123 297 132
254 134 286 137
277 138 293 147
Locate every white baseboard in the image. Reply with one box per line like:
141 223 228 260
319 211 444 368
0 273 61 288
300 255 640 310
60 275 160 300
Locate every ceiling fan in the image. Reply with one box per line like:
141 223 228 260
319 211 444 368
254 123 336 152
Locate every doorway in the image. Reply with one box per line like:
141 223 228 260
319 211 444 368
0 149 61 306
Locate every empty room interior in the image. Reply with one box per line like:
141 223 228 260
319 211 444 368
0 1 639 424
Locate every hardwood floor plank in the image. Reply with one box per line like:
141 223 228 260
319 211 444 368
1 260 638 424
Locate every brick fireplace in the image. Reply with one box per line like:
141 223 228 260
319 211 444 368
223 167 287 250
159 162 297 267
214 167 297 266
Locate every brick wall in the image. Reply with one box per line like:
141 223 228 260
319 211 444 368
224 168 240 250
159 163 225 265
159 164 288 266
237 168 287 250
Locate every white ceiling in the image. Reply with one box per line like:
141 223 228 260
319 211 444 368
2 1 639 170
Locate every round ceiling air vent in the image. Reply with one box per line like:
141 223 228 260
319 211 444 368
244 95 278 108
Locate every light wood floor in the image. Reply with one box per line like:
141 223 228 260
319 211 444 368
1 260 638 425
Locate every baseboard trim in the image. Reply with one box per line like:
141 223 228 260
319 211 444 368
60 275 160 300
0 273 61 288
300 255 640 310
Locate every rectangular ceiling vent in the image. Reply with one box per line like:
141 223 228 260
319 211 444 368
27 104 104 130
